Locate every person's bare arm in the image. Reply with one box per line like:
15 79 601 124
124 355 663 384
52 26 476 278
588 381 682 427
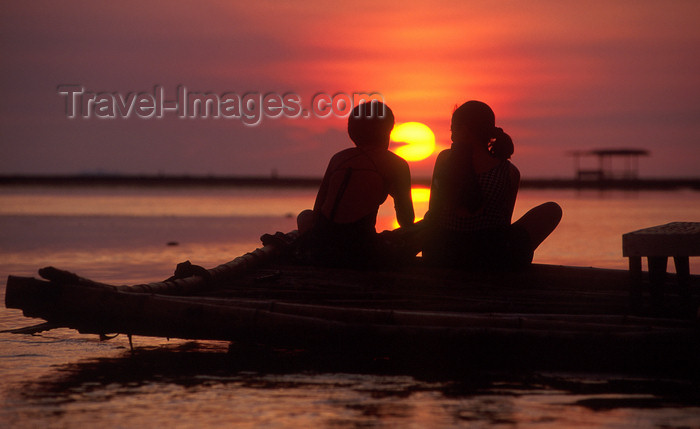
392 160 415 228
312 158 335 214
427 151 447 216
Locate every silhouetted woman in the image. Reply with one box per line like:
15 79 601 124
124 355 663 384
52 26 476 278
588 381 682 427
297 101 415 268
423 100 561 271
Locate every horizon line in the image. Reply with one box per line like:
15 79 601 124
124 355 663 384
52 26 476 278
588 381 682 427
2 174 700 191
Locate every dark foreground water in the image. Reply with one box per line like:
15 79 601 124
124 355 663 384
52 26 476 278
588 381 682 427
2 186 700 427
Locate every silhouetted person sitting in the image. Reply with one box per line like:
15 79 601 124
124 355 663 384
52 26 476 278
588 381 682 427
297 101 415 268
422 100 562 271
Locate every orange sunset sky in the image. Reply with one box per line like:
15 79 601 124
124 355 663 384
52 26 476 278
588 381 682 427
1 1 699 180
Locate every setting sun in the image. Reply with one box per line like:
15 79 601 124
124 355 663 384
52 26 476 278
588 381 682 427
390 122 436 162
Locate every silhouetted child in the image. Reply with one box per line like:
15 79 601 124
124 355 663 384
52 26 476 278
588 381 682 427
423 100 562 271
297 101 415 268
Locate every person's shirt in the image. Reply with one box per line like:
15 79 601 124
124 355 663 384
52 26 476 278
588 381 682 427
428 149 519 232
314 146 414 229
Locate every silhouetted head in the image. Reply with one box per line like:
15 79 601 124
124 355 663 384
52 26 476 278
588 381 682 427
451 100 513 160
348 101 395 148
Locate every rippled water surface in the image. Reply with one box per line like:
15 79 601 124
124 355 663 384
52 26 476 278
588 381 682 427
2 185 700 428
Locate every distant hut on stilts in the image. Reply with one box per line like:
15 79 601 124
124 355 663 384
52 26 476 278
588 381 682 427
569 148 649 186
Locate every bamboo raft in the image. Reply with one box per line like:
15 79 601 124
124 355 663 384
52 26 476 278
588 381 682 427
5 231 700 375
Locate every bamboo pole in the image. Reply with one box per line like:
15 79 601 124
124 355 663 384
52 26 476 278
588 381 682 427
154 295 696 332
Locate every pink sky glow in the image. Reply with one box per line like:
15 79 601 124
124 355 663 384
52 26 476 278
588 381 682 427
2 1 699 179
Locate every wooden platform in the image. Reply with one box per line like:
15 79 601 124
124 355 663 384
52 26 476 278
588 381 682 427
623 222 700 302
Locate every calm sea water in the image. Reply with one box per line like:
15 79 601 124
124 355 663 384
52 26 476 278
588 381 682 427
1 185 700 428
